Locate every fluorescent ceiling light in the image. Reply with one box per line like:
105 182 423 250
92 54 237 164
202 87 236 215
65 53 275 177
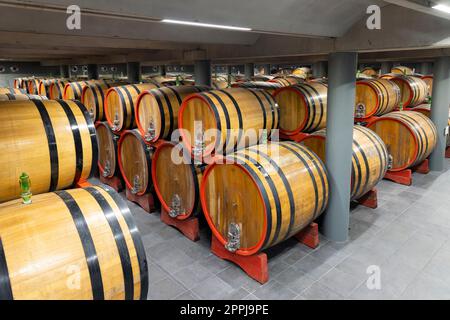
161 19 251 31
432 4 450 14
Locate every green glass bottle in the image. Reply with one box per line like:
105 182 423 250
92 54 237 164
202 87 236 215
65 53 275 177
19 172 32 204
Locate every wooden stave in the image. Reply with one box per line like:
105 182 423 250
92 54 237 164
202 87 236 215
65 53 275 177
391 66 414 75
0 99 98 203
390 75 428 107
104 83 161 133
95 122 120 179
201 141 329 256
301 126 389 200
0 185 148 300
49 80 69 99
117 129 152 195
355 79 401 118
135 85 211 143
367 111 437 171
411 104 450 146
420 75 433 95
268 76 304 87
0 93 48 101
152 141 204 220
0 87 24 95
273 82 328 134
179 88 279 158
231 81 282 95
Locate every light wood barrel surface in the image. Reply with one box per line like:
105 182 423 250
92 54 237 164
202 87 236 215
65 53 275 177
64 80 108 100
367 111 437 171
179 88 279 158
96 122 120 179
355 79 400 118
0 93 48 101
0 185 148 300
391 66 414 75
201 141 329 255
390 75 428 107
0 88 24 95
49 80 69 99
136 85 210 143
301 126 389 200
0 99 97 203
269 76 304 87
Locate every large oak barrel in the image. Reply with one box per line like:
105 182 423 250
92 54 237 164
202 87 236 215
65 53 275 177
421 75 433 95
201 141 329 255
232 81 282 94
135 85 210 143
0 99 97 203
0 185 148 300
355 79 401 118
273 82 328 135
38 79 63 97
64 80 108 100
13 78 24 89
96 122 121 179
152 141 204 220
179 88 279 159
391 66 414 75
0 93 48 101
389 75 428 107
367 111 437 171
27 78 42 95
49 80 69 99
301 126 389 200
0 88 23 95
360 67 378 78
81 82 128 122
118 130 152 195
269 76 304 87
411 104 450 146
212 76 229 89
105 83 161 133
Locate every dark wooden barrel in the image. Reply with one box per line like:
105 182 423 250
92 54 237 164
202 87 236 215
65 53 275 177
0 185 148 300
355 79 401 118
201 141 329 255
273 82 328 135
301 126 389 200
390 75 428 107
96 122 121 179
135 85 210 143
117 130 152 195
367 111 437 171
179 88 278 159
152 141 204 220
0 99 97 203
105 83 161 133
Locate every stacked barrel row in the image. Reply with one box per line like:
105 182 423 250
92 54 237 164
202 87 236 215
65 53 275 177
0 95 148 300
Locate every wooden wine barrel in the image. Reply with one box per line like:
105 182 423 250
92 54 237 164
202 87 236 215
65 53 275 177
152 141 204 220
201 141 329 255
0 93 48 101
389 75 428 107
0 87 24 95
135 85 210 143
269 76 304 87
391 66 414 75
81 82 127 122
179 88 279 158
411 104 450 146
13 78 24 89
96 122 121 179
0 99 97 203
273 82 328 135
360 67 378 78
105 83 161 133
421 75 433 95
118 130 152 195
64 80 108 100
367 111 437 171
49 80 69 99
212 76 229 89
292 67 311 79
355 79 401 118
0 185 148 300
301 126 389 200
27 78 42 95
38 79 62 97
232 81 282 94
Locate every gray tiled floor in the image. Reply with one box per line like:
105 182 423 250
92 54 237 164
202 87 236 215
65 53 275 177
103 159 450 300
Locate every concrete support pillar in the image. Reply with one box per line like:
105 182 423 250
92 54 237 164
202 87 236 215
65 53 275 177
322 52 358 242
244 63 254 80
60 65 70 78
87 64 99 80
380 62 392 75
127 62 141 83
159 65 166 76
263 64 271 75
226 65 232 75
419 62 433 75
429 57 450 172
195 60 212 87
313 61 327 78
